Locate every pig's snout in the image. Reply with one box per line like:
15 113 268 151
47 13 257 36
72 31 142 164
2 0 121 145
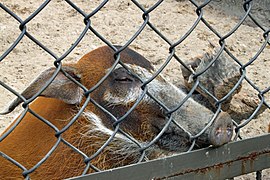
209 112 233 147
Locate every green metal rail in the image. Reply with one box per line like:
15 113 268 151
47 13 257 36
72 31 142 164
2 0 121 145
70 133 270 180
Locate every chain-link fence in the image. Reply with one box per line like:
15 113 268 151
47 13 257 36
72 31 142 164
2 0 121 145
0 0 269 179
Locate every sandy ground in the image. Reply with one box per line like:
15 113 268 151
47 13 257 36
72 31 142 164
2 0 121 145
0 0 269 179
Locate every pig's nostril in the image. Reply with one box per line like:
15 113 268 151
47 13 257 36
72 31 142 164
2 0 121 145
210 123 233 147
227 128 233 137
215 127 232 137
208 112 234 147
226 125 233 133
215 127 221 135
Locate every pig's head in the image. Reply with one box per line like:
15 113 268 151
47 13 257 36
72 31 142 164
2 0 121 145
1 46 233 153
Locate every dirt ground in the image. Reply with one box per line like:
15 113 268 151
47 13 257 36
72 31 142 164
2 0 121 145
0 0 269 179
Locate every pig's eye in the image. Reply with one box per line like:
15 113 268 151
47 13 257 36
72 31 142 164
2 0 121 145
115 76 134 83
113 68 135 84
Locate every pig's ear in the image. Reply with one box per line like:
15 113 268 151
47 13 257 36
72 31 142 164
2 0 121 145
181 58 201 82
0 65 83 115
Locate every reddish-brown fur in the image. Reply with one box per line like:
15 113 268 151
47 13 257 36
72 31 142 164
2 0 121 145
0 47 165 179
0 98 81 179
0 46 235 179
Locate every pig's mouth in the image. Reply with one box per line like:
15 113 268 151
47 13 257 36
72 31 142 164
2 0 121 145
156 127 192 152
153 116 193 152
155 112 233 152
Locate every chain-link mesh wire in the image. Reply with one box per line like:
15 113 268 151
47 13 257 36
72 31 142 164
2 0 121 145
0 0 269 179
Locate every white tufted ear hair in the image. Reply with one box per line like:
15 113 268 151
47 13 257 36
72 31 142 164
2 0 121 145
0 65 83 115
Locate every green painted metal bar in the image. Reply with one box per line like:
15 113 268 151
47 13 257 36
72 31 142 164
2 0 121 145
69 134 270 180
